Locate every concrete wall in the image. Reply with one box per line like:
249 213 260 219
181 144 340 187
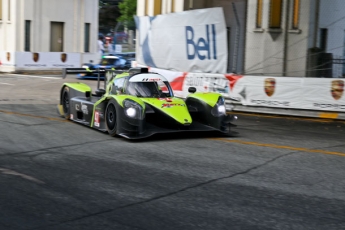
245 0 312 77
0 0 99 69
318 0 345 57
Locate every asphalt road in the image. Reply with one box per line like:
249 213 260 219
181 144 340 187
0 73 345 230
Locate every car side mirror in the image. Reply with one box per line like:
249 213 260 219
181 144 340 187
188 87 196 93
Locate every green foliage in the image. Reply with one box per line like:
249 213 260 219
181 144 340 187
118 0 137 24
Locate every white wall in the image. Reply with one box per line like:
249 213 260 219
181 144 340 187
245 0 312 77
0 0 99 72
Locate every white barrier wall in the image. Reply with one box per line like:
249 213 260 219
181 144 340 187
148 67 345 112
0 51 81 71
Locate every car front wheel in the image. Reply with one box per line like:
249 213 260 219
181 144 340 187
105 100 117 136
62 87 70 119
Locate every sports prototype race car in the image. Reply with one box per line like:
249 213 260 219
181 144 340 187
77 54 132 79
57 67 237 139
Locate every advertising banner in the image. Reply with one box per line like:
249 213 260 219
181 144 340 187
0 51 16 72
15 52 81 68
149 67 345 112
135 7 228 73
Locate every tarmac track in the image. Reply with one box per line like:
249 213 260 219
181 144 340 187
0 74 345 230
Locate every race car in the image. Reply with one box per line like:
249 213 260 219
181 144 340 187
57 67 237 139
77 54 131 79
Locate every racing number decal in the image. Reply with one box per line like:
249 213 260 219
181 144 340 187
94 111 100 127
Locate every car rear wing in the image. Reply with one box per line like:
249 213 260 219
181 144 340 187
62 68 128 91
62 67 150 91
62 68 108 79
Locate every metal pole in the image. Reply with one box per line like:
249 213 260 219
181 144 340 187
232 2 240 74
97 68 100 89
283 0 290 76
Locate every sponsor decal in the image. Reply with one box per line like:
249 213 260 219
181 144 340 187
224 74 243 92
142 78 161 82
313 103 345 110
158 98 173 102
52 64 75 67
94 111 100 127
24 64 47 67
33 52 39 62
331 80 344 100
81 104 88 115
75 104 80 111
186 24 217 60
162 103 185 108
264 78 276 97
251 99 290 107
6 52 10 61
185 74 229 93
61 53 67 63
170 72 187 91
70 114 73 119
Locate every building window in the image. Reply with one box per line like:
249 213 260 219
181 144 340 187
154 0 162 15
84 23 90 52
25 20 31 51
0 0 3 20
256 0 263 28
171 0 175 13
269 0 282 28
320 28 328 52
50 22 64 52
145 0 148 16
8 0 10 21
292 0 300 29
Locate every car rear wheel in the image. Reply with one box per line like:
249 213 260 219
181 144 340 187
62 87 70 119
105 100 117 136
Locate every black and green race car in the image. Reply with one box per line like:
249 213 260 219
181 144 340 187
57 67 237 139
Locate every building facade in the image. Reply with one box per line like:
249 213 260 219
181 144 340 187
136 0 247 74
138 0 345 78
0 0 99 72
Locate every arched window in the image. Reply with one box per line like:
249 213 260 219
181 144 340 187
269 0 282 28
256 0 263 28
0 0 2 20
292 0 300 29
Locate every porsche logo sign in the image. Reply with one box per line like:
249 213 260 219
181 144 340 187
32 52 39 62
61 53 67 63
331 80 344 100
264 78 276 97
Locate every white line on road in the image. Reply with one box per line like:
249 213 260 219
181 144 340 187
0 167 45 184
0 82 14 86
9 74 61 80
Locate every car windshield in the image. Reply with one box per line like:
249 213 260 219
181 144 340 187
126 81 173 98
100 58 119 65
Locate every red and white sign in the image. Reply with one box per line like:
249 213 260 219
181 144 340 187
148 67 345 112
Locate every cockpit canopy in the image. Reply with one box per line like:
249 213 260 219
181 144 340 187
112 73 174 98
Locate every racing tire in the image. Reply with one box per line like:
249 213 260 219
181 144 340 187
105 99 117 136
62 87 70 119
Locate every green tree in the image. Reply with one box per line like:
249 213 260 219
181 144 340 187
118 0 137 30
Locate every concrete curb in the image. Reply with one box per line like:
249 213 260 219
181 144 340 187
227 104 345 121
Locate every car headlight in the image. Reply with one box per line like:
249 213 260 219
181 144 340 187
123 99 144 120
211 97 227 117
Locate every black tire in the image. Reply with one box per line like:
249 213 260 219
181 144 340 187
62 87 70 119
105 100 117 136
